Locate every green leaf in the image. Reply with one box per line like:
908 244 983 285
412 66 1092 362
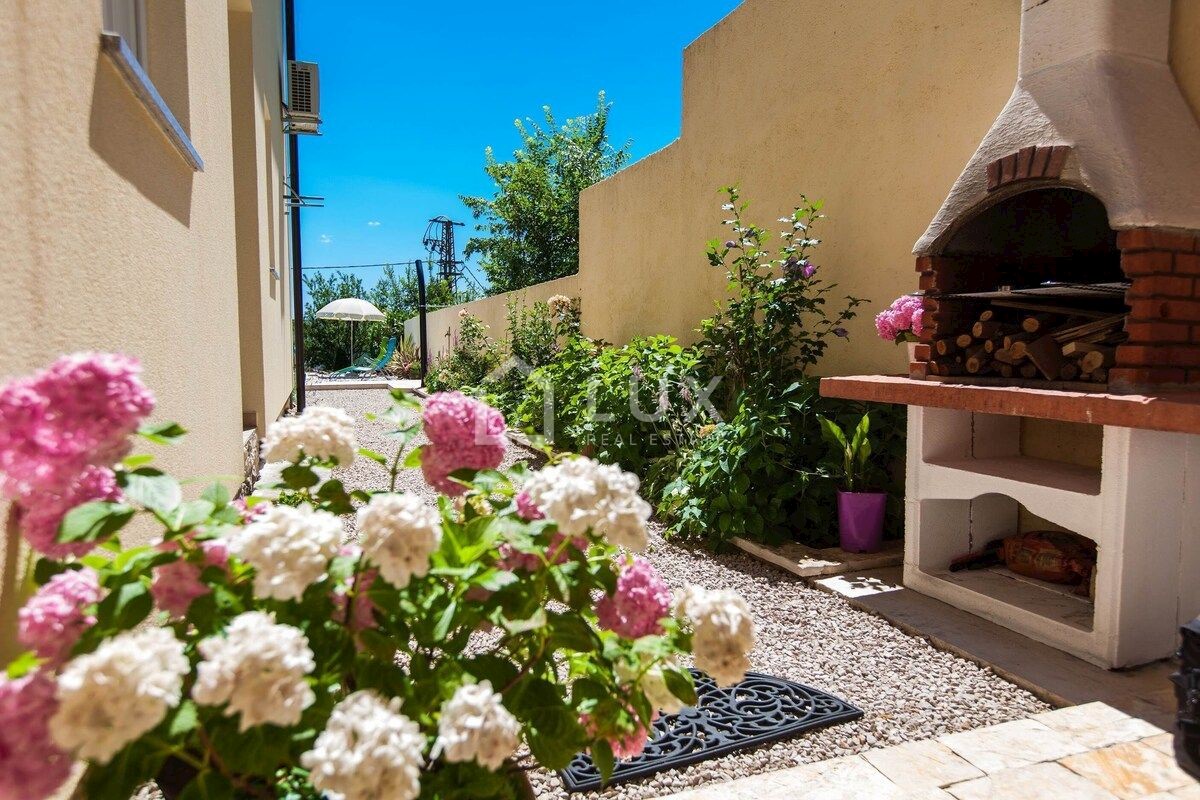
591 739 615 784
663 667 698 706
402 445 424 468
97 581 152 631
59 501 135 543
546 612 599 652
177 772 233 800
165 499 215 531
167 700 199 738
501 608 547 636
433 599 457 641
200 482 230 508
83 740 166 800
358 447 389 466
123 468 183 512
5 651 42 679
121 453 155 469
281 464 320 489
137 421 187 445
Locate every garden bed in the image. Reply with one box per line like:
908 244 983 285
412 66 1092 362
324 389 1050 800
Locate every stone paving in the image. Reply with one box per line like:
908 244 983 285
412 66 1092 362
659 702 1197 799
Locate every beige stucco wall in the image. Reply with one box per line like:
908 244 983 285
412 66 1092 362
575 0 1200 377
230 3 295 432
406 274 582 362
0 0 290 660
577 0 1023 377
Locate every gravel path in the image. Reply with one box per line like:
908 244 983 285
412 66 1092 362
321 389 1049 800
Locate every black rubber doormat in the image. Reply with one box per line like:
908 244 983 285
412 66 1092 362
557 670 863 792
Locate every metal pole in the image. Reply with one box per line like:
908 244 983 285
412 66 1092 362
285 0 306 412
416 258 428 381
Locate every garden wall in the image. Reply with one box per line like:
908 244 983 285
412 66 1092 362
406 274 581 362
575 0 1200 377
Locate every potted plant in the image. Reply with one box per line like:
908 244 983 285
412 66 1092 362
818 413 887 553
874 294 925 364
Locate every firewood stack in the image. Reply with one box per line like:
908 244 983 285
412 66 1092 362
926 304 1127 385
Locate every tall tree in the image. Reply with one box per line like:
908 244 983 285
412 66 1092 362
461 92 630 294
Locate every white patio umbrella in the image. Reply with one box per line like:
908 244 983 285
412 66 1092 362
315 297 386 367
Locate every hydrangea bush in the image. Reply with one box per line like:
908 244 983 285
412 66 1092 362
874 294 924 344
0 354 754 800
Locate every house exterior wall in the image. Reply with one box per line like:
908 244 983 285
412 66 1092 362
229 3 296 432
0 0 293 661
406 274 581 363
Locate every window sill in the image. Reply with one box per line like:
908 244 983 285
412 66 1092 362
99 32 203 172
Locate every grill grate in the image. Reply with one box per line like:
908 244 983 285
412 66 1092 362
557 670 862 792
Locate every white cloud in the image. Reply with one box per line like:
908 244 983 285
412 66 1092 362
319 234 333 244
367 221 381 227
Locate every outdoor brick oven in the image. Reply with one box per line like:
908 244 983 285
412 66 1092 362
823 0 1200 668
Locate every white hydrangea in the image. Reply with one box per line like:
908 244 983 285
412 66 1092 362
252 460 331 499
301 691 425 800
431 681 521 770
263 405 357 466
521 457 651 551
617 656 689 715
357 493 442 589
676 586 756 686
192 611 316 731
49 627 188 763
231 503 340 600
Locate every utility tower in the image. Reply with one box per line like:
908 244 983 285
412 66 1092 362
422 216 465 289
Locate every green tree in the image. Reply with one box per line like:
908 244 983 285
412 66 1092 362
302 266 473 371
461 92 630 294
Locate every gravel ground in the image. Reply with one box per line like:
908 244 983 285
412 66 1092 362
322 389 1049 800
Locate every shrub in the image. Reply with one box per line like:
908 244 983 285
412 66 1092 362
0 354 755 799
384 335 421 379
657 188 907 548
515 335 712 478
425 312 501 393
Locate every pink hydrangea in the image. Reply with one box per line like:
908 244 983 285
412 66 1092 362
329 545 379 632
596 557 672 639
17 568 102 664
0 672 73 800
20 465 122 558
581 710 656 761
0 353 154 498
499 530 587 573
150 558 210 617
515 490 544 521
420 393 506 496
874 295 924 342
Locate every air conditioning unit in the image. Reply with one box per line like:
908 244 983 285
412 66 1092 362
285 60 321 134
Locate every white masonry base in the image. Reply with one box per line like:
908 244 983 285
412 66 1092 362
904 405 1200 669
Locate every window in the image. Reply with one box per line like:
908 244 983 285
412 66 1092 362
102 0 147 66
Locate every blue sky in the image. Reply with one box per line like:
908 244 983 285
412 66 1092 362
294 0 741 294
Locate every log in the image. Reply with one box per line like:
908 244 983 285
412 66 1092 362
1080 348 1115 373
972 320 1009 339
1021 313 1058 334
1059 362 1080 381
1009 341 1029 360
965 345 991 374
1026 335 1065 380
983 339 997 354
955 333 974 349
1020 362 1039 379
934 338 960 357
1003 332 1035 349
1091 367 1109 383
1052 314 1126 343
998 364 1015 379
1062 341 1109 357
978 309 996 322
993 347 1020 365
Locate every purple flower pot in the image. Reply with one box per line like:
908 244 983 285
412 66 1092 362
836 490 887 553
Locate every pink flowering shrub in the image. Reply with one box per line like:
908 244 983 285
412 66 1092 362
0 355 753 798
596 557 672 639
874 294 925 344
17 568 101 664
0 353 153 497
419 391 506 494
0 673 72 800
